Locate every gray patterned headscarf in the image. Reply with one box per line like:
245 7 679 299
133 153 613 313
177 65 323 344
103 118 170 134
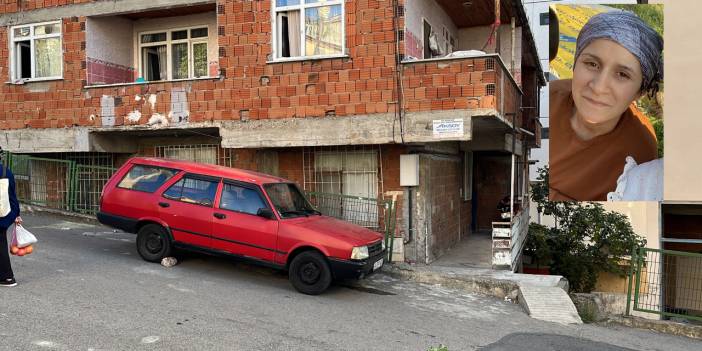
575 11 663 95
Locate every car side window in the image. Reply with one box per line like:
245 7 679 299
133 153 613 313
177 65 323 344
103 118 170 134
219 183 268 215
117 165 177 193
163 176 219 207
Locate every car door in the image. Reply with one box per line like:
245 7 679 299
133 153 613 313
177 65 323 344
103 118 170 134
212 180 279 262
158 173 221 249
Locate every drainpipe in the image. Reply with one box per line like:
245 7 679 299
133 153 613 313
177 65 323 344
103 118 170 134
494 0 501 54
406 187 413 244
511 17 516 77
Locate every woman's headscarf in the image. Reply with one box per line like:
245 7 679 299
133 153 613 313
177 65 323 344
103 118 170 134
574 11 663 95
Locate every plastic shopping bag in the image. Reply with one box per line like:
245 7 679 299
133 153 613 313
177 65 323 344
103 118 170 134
10 223 37 248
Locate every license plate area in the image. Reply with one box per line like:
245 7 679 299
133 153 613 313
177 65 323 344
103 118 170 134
373 258 384 271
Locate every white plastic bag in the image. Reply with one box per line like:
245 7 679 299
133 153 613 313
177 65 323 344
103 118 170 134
10 224 37 248
0 178 9 217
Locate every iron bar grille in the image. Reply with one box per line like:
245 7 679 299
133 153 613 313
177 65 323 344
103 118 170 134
629 247 702 322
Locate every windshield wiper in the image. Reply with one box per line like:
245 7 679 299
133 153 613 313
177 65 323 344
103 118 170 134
304 209 322 216
280 210 309 217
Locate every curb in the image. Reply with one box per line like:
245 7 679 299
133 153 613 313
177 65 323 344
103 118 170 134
19 204 100 224
604 315 702 340
383 263 520 302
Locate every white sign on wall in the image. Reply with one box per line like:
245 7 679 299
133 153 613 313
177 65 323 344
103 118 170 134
432 119 464 138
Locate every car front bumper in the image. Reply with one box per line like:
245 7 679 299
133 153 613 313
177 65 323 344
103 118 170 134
328 250 387 280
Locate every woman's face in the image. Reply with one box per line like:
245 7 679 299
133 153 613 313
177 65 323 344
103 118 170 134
572 38 644 125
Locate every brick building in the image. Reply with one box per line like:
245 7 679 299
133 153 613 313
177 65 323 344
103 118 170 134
0 0 543 268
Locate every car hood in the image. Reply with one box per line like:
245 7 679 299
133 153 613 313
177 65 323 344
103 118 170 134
285 215 382 245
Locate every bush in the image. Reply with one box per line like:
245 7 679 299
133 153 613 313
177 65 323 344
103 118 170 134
526 167 646 293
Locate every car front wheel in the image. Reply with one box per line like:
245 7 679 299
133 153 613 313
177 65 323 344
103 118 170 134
289 251 332 295
136 224 172 262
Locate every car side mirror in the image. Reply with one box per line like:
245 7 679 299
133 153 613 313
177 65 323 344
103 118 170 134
257 208 276 220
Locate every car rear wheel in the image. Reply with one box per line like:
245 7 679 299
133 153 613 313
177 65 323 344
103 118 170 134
289 251 332 295
136 224 172 262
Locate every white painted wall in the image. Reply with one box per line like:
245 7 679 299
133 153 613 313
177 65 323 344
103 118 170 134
404 0 458 60
86 16 134 66
132 12 218 77
457 25 522 72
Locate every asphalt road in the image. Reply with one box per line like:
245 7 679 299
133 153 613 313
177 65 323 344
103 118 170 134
0 212 699 351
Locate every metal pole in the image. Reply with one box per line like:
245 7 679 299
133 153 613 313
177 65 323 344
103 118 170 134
625 245 636 316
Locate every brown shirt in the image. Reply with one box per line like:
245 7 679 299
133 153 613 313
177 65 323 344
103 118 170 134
549 79 658 201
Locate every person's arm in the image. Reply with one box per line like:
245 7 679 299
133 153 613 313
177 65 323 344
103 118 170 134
0 167 20 228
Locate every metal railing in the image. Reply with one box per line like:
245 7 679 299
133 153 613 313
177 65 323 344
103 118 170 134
627 247 702 322
306 191 397 261
5 153 117 215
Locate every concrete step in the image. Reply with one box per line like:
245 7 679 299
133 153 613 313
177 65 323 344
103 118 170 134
519 285 583 325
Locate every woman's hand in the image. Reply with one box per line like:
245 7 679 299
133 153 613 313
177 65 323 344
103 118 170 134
14 216 22 225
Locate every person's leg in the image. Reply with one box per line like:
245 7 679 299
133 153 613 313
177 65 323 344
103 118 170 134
0 227 14 280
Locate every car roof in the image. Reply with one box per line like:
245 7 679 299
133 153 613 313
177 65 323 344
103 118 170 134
127 157 291 185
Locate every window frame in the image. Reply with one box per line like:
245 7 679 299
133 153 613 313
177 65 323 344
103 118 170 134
161 173 221 208
9 20 64 83
136 25 211 82
116 164 180 194
271 0 346 61
218 179 273 216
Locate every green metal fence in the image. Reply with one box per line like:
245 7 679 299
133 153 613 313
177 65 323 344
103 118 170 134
627 247 702 322
306 191 397 261
5 153 116 216
73 164 118 215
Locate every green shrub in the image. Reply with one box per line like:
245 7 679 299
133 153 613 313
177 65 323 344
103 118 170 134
526 167 646 293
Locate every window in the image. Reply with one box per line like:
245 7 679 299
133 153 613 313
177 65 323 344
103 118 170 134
163 175 219 207
138 27 209 81
273 0 344 59
10 21 62 81
265 183 316 218
540 12 549 26
541 127 550 139
118 165 178 193
219 183 269 215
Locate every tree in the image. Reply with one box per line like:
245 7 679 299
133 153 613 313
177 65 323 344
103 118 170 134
526 167 646 292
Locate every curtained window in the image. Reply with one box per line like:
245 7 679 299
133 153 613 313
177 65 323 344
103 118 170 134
10 21 63 82
274 0 343 59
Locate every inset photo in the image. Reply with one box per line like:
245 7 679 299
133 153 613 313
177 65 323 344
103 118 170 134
548 4 664 201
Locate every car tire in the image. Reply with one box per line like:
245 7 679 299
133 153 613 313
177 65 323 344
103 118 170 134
289 251 332 295
136 224 172 263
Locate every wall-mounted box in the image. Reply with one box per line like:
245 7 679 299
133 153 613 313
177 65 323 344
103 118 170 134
400 154 419 186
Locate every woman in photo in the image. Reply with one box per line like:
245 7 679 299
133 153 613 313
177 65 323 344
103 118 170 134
549 10 663 201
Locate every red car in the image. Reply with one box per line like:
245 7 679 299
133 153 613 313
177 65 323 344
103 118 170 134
97 157 385 294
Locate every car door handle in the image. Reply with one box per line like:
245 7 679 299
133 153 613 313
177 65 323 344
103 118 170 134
158 202 170 208
214 213 226 219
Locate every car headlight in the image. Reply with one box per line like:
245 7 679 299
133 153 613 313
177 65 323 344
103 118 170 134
381 240 386 251
351 246 369 260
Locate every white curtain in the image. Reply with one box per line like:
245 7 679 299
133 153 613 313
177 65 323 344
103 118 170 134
288 10 301 57
157 46 167 80
34 37 61 78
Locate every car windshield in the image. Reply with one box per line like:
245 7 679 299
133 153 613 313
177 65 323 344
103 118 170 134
264 183 320 218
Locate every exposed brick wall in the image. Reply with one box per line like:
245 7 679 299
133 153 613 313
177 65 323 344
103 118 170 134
402 58 499 112
427 156 461 259
1 0 503 131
